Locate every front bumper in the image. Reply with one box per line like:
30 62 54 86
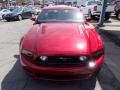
4 15 18 20
20 55 104 81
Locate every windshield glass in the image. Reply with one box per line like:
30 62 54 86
12 7 23 13
37 9 85 23
0 9 8 12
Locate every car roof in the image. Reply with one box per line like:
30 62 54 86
1 9 8 11
43 5 79 10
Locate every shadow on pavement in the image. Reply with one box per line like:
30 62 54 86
90 15 119 24
98 64 120 90
1 55 97 90
97 27 120 90
98 29 120 47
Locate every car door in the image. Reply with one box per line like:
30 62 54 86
81 5 89 15
22 7 33 19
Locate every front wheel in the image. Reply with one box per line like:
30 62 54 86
105 12 111 21
6 19 10 22
18 15 22 21
116 13 120 20
88 10 98 20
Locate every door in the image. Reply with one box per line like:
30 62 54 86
22 7 33 19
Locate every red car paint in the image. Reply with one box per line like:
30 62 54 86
20 5 104 81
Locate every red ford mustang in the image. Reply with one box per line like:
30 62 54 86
20 5 104 81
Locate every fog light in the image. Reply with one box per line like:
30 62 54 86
40 56 47 61
88 61 95 68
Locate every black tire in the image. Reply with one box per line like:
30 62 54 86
116 13 120 20
88 10 92 17
2 15 5 20
6 19 10 22
105 16 110 21
18 15 22 21
88 10 98 20
105 12 111 21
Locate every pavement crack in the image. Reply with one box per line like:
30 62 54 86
99 29 120 47
22 77 29 90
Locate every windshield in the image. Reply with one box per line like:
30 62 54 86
0 9 8 12
37 9 85 23
12 8 23 13
88 1 101 5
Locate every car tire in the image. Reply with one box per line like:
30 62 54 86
88 10 98 20
6 19 10 22
88 10 92 18
105 12 111 21
105 17 110 21
116 13 120 20
18 15 22 21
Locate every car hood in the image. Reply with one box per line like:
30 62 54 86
23 23 103 56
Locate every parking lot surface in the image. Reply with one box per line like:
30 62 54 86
0 18 120 90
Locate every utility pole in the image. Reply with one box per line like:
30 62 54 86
31 0 34 6
99 0 107 26
42 0 45 5
7 0 10 9
3 0 6 8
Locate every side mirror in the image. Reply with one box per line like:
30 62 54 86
85 17 92 22
30 15 37 21
81 5 85 7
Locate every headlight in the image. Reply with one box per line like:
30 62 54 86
21 49 33 57
79 56 88 61
92 49 104 59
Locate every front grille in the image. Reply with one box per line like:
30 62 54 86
35 56 89 67
35 73 91 80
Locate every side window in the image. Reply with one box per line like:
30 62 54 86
24 8 32 12
7 10 10 12
3 10 7 12
87 2 92 6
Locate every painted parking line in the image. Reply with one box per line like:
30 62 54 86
95 79 102 90
97 64 120 90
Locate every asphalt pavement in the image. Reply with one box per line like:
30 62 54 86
0 18 120 90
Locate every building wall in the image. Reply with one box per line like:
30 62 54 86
0 0 3 3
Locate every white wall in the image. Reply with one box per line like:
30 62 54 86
64 0 87 6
